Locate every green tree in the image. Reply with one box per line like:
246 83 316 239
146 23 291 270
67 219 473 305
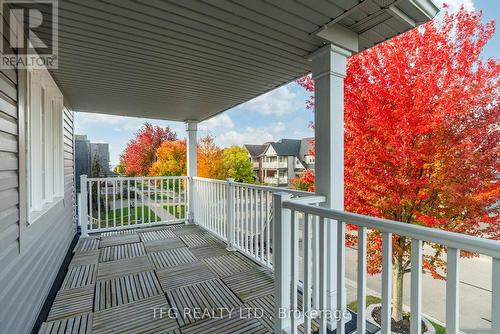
220 146 254 183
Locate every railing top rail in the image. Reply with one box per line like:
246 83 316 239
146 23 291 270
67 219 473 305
85 175 188 181
283 200 500 259
192 176 314 197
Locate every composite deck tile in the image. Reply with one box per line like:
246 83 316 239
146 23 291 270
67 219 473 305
92 294 179 334
99 234 140 248
97 255 153 280
148 247 197 269
165 279 242 327
39 313 93 334
99 229 138 237
179 233 221 247
180 314 270 334
189 243 231 259
47 285 94 321
156 261 217 291
61 263 97 289
222 268 274 302
99 242 146 262
202 253 258 278
70 249 100 266
74 237 99 253
95 270 163 311
245 294 320 333
169 224 203 236
143 237 186 253
139 228 177 242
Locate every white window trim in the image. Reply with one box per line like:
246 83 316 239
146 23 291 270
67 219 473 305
26 66 65 225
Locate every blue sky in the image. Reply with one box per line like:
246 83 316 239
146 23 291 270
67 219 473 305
74 0 499 165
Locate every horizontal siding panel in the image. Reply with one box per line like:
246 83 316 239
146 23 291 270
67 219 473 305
0 152 17 171
1 67 17 85
0 206 18 233
0 113 17 135
0 188 18 212
0 132 17 152
0 92 17 119
0 72 17 102
0 170 18 192
0 223 18 253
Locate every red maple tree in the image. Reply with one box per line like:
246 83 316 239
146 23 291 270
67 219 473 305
293 7 499 320
120 122 177 176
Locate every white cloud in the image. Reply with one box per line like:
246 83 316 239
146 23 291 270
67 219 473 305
240 85 299 116
441 0 475 12
270 122 286 133
199 113 234 131
216 127 274 147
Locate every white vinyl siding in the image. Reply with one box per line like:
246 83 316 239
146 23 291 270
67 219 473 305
27 68 64 223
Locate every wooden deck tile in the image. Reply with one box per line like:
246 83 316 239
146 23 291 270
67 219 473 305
95 270 163 311
148 247 197 269
190 244 231 259
166 279 242 327
74 237 99 253
47 285 94 321
222 268 274 302
139 228 176 242
203 253 258 278
92 295 179 334
156 261 217 291
181 314 270 334
97 256 153 280
143 237 186 253
99 234 140 248
169 224 203 236
179 233 221 247
99 229 138 236
245 294 320 334
70 249 100 266
61 264 97 290
39 313 93 334
99 242 146 262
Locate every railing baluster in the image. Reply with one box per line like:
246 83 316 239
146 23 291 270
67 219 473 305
319 216 328 333
410 239 422 334
254 189 258 259
446 247 460 334
88 180 92 232
357 226 367 334
134 180 137 225
493 258 500 334
266 191 271 266
304 212 312 334
260 190 264 261
119 178 123 227
245 187 249 252
337 220 346 334
105 181 109 228
291 210 298 333
381 232 392 334
97 181 101 228
112 179 116 228
313 215 320 309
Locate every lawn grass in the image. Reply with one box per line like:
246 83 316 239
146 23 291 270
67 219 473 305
347 295 381 313
92 205 159 228
163 204 186 218
429 320 446 334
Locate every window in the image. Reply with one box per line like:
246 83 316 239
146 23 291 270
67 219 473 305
26 68 64 223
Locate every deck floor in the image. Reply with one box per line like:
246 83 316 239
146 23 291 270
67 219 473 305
39 224 277 334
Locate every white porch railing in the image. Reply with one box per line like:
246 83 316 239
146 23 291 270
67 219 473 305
275 195 500 334
192 177 321 267
79 175 188 235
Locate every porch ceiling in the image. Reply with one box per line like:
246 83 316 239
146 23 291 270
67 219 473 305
42 0 437 121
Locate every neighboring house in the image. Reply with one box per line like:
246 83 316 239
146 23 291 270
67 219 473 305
245 138 315 186
75 135 112 192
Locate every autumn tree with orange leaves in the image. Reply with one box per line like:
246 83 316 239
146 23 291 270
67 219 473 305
197 135 223 179
120 123 177 176
293 8 499 321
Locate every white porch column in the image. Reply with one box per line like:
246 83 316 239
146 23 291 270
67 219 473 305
186 121 197 224
311 43 352 325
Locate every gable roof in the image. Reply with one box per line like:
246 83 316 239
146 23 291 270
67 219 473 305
269 139 301 156
244 144 267 157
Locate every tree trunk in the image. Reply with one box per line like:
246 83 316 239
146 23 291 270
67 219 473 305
392 258 405 321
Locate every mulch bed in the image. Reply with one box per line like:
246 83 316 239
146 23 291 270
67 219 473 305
372 306 428 334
